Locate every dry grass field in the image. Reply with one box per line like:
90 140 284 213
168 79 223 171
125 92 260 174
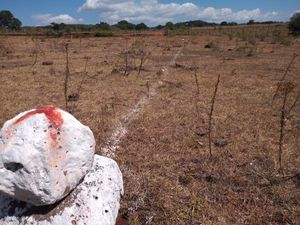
0 26 299 224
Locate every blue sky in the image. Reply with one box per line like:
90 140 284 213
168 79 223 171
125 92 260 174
1 0 300 26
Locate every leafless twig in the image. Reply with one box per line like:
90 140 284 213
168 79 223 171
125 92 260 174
208 74 221 157
193 69 200 96
64 43 70 111
31 50 38 68
138 50 149 75
287 90 300 115
77 56 90 97
146 81 150 98
276 81 296 174
193 69 200 118
278 88 288 174
271 53 297 104
123 38 130 76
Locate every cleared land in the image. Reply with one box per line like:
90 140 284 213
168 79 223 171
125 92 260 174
0 27 299 224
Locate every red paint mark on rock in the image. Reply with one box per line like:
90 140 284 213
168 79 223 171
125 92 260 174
14 106 63 142
49 131 58 141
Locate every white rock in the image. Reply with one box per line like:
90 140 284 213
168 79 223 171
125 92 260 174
0 155 124 225
0 106 95 206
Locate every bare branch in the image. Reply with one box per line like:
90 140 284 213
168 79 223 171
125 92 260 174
64 43 70 111
208 74 221 157
278 88 289 174
287 90 300 115
271 53 297 104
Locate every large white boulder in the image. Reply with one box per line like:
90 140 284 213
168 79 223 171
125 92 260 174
0 106 95 206
0 155 124 225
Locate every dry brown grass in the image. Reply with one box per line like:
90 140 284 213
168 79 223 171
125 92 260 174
0 33 299 225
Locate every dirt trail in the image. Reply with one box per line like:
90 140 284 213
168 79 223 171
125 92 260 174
101 40 186 158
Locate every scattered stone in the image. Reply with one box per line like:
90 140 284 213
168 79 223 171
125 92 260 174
294 122 300 130
196 141 204 147
179 175 191 186
0 106 95 206
214 139 229 147
174 62 185 68
0 155 123 225
292 173 300 188
156 67 166 76
195 130 208 137
111 68 120 74
204 175 217 183
68 93 79 102
42 61 54 66
292 38 300 44
258 178 271 186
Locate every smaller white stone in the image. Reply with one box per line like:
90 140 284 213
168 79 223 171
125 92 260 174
0 155 124 225
0 106 95 206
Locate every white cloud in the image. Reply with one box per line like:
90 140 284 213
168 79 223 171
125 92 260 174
32 14 79 25
291 9 300 16
78 0 279 25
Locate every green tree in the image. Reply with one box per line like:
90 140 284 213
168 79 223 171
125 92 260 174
165 21 174 29
97 22 111 30
50 22 66 31
115 20 135 30
228 22 238 26
136 23 148 30
0 10 22 30
247 19 255 25
289 12 300 34
220 21 228 26
155 25 163 29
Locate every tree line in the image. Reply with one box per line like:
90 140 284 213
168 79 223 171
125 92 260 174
1 10 300 34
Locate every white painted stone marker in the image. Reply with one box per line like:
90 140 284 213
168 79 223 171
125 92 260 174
0 106 96 206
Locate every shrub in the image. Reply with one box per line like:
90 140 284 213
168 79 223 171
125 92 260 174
44 30 63 37
96 22 111 30
0 10 22 30
136 23 149 30
95 32 114 37
289 12 300 34
247 19 255 25
115 20 135 30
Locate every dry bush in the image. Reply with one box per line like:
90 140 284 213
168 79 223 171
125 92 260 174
272 53 298 104
276 81 298 174
139 54 150 75
122 37 130 76
114 38 151 77
0 38 12 56
30 37 46 68
64 43 70 111
269 54 299 174
193 69 200 120
208 74 221 157
76 56 90 98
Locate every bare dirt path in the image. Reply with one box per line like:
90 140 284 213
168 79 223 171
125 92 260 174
101 39 186 158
